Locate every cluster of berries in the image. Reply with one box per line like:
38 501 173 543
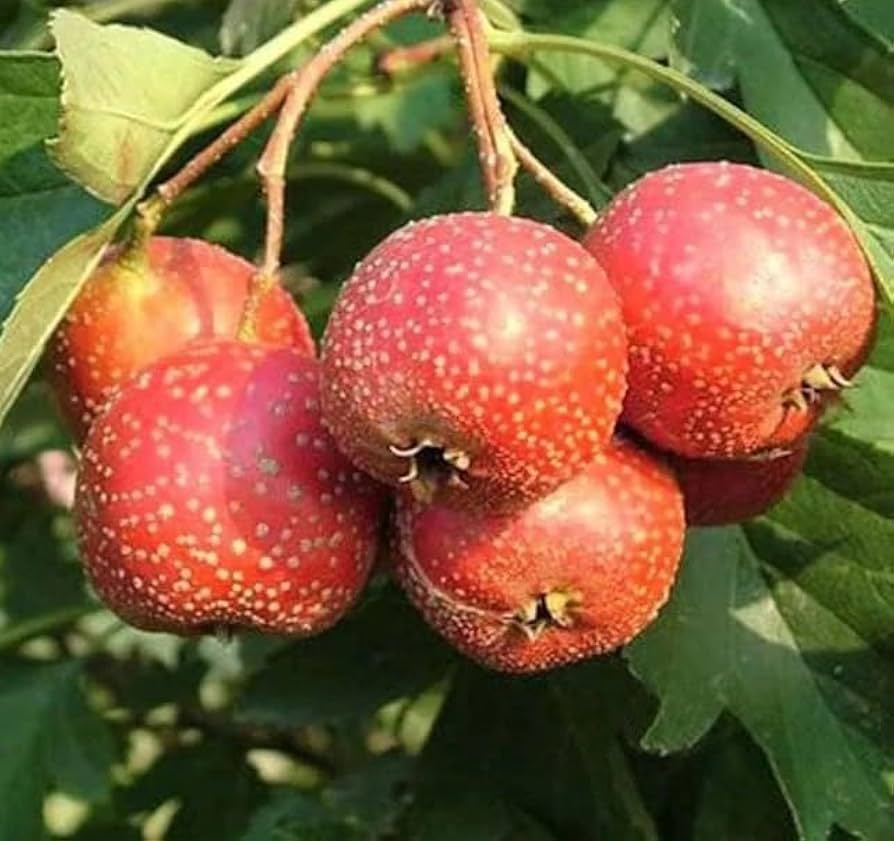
54 162 875 673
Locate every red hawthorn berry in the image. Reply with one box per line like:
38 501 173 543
49 236 315 442
391 438 684 673
74 340 385 636
583 161 876 459
320 212 628 513
670 440 809 526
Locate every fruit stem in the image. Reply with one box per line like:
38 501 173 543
135 74 296 238
443 0 518 214
505 125 597 227
256 0 434 280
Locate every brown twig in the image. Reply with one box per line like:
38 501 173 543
255 0 434 285
506 127 598 227
135 77 295 238
444 0 517 213
376 34 453 76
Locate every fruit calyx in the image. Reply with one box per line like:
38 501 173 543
513 589 580 640
389 438 472 502
400 526 580 640
783 362 854 412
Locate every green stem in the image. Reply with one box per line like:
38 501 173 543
488 30 839 207
290 161 413 211
0 605 94 651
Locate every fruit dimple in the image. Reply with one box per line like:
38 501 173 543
74 340 385 636
391 438 685 673
583 161 876 458
320 211 629 513
49 237 315 442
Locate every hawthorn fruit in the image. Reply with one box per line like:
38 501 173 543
74 340 385 636
50 236 315 441
583 162 876 459
391 438 684 672
321 212 628 513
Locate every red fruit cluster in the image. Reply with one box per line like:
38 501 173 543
320 211 684 672
58 160 875 671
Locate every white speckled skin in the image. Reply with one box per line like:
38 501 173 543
392 438 684 673
49 237 314 442
75 340 386 636
320 212 629 513
585 162 876 458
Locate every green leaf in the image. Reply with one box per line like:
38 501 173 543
0 659 115 840
0 53 108 326
801 155 894 292
220 0 301 57
693 727 796 841
241 789 361 841
751 475 894 655
627 528 894 841
50 10 239 204
841 0 894 42
323 752 412 836
237 586 453 728
406 790 556 841
806 429 894 520
524 0 674 136
0 382 69 466
610 99 756 186
410 663 658 841
352 70 457 154
124 738 266 841
0 210 127 431
0 0 374 428
671 0 894 160
0 497 88 634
